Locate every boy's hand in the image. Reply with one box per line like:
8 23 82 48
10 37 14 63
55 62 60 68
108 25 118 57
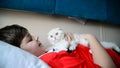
64 32 74 43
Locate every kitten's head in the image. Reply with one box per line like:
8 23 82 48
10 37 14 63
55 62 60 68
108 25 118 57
48 28 65 44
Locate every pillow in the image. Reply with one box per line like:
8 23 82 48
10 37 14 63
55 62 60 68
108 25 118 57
0 41 50 68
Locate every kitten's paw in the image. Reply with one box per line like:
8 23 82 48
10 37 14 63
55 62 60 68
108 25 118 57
69 41 78 51
89 49 92 54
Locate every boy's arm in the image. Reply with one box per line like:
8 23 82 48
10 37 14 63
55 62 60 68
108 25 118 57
82 34 116 68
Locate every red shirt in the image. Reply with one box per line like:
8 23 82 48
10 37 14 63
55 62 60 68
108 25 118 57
40 44 120 68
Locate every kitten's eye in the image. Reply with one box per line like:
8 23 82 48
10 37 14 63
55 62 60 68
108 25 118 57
51 35 53 38
56 32 58 35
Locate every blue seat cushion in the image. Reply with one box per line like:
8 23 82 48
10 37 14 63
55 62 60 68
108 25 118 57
0 0 55 14
55 0 107 21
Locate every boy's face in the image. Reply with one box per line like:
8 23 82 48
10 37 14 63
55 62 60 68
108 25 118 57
20 34 46 57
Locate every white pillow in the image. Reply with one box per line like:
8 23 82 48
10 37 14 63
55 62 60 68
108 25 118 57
0 41 50 68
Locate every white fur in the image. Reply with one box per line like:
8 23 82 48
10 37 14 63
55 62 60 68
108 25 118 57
101 42 120 53
47 28 69 52
47 28 88 52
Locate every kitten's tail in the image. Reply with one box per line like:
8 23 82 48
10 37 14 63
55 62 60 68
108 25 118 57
101 42 120 53
113 46 120 53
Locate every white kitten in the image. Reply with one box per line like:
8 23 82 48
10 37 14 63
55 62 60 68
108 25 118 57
47 28 88 52
47 28 120 53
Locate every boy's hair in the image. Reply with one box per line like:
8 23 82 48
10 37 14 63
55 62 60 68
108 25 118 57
0 24 28 47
